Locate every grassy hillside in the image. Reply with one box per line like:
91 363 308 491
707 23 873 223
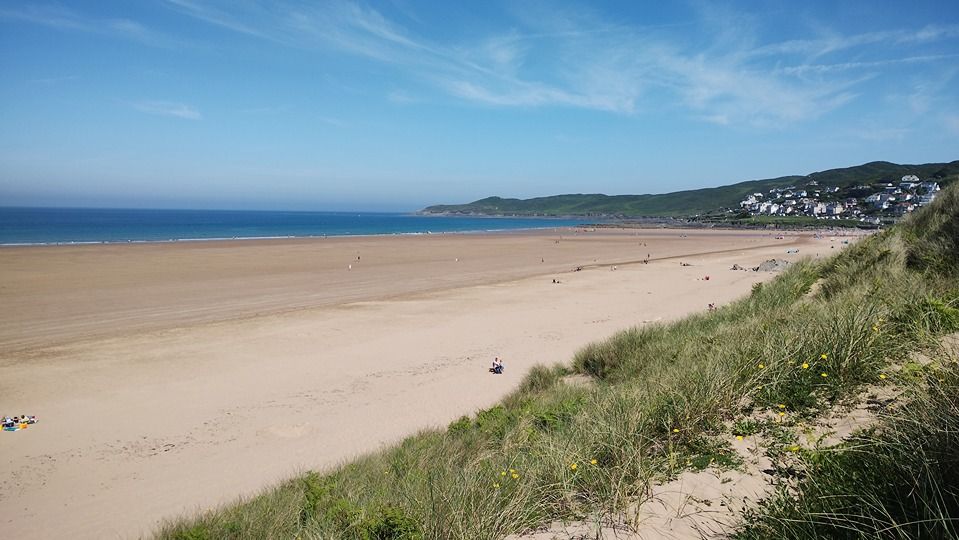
422 160 959 217
160 183 959 539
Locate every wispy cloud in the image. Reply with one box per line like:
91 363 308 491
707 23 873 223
0 4 184 48
748 25 959 59
131 100 201 120
387 90 419 104
162 1 959 126
775 54 959 76
164 0 268 40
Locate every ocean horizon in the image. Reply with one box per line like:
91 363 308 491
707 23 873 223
0 207 592 245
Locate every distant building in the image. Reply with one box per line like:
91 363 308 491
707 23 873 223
825 203 845 216
866 193 895 209
899 175 919 190
805 201 827 215
893 203 916 216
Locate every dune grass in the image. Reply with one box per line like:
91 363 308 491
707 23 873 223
736 368 959 540
736 183 959 540
157 184 959 540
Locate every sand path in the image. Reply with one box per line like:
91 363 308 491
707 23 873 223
0 229 840 539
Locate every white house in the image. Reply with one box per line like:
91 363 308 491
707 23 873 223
920 181 940 193
826 203 845 216
866 193 895 209
804 202 827 215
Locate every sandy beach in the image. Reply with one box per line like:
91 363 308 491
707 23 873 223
0 228 851 539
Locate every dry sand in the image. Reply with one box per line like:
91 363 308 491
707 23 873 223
0 228 844 539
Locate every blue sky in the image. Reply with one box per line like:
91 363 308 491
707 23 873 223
1 1 957 211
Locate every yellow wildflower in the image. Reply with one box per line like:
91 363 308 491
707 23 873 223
778 411 785 417
511 473 519 479
789 445 800 452
758 363 765 369
493 482 500 489
820 353 828 360
879 374 887 380
590 459 598 465
500 471 506 477
509 468 516 473
802 363 810 369
778 404 786 409
736 435 744 441
821 372 828 378
672 428 680 433
872 325 879 332
570 463 578 471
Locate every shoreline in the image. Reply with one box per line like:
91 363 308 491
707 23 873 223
0 220 869 248
0 225 581 248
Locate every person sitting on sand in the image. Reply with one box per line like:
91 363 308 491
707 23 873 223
490 357 504 374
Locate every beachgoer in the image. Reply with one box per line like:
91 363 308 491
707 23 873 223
490 357 504 374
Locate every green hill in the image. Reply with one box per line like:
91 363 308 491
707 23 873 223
421 160 959 217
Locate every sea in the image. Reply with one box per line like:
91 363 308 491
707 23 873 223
0 207 593 245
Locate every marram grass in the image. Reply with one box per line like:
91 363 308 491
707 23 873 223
158 183 959 540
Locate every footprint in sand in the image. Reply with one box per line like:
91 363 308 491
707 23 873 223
539 331 563 341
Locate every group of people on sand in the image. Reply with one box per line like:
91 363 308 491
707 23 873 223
489 357 504 374
3 415 37 431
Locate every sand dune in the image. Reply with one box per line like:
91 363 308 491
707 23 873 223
0 228 845 539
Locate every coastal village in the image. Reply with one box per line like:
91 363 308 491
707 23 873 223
737 175 942 224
